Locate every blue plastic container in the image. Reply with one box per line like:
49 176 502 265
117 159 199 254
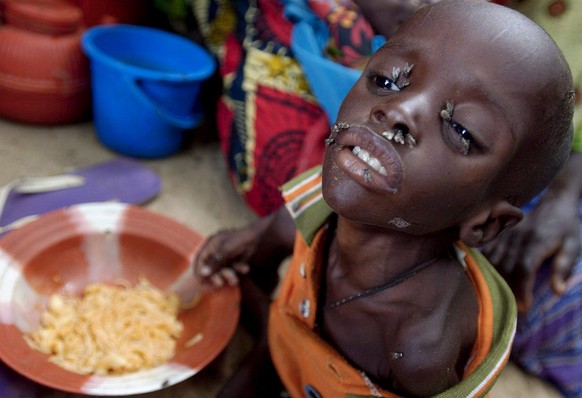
82 24 216 158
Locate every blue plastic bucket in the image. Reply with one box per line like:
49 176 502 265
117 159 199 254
82 24 216 158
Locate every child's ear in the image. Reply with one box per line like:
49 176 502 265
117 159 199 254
459 201 523 247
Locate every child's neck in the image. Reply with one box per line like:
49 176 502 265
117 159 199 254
329 216 456 291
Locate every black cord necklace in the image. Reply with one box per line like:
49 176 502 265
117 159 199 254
322 254 443 311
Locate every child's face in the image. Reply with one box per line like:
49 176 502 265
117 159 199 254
322 2 551 235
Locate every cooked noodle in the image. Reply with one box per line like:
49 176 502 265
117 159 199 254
25 277 184 375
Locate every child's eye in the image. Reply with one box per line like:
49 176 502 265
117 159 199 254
371 74 400 92
447 121 473 155
440 101 481 155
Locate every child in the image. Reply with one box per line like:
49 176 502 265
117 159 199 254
193 0 575 396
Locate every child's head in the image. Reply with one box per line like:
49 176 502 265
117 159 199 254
322 0 574 246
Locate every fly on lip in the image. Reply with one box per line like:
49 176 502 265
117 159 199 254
326 122 415 178
325 122 350 150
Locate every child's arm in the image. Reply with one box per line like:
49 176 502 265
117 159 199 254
192 206 296 287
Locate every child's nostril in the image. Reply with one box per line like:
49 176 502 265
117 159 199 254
373 110 386 123
394 123 409 135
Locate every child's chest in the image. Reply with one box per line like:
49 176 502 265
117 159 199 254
318 304 404 379
316 270 478 393
321 302 416 365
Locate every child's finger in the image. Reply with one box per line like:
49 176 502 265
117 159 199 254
193 237 227 277
233 263 250 274
210 273 225 287
199 264 212 277
220 268 239 286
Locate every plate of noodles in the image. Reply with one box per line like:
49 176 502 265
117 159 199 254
0 202 240 395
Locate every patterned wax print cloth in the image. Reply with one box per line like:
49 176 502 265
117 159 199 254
191 0 374 216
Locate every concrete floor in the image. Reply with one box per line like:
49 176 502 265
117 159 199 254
0 117 563 397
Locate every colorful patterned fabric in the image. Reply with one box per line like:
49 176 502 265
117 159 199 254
272 166 517 398
191 0 374 216
302 0 374 69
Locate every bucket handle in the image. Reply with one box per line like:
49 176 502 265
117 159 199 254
125 77 203 129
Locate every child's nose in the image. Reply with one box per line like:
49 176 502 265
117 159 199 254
370 94 430 137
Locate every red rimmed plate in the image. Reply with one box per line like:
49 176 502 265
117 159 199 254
0 202 239 395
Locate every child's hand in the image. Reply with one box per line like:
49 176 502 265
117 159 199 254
193 208 296 289
192 227 260 287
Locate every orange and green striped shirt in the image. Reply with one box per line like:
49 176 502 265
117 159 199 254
270 166 517 397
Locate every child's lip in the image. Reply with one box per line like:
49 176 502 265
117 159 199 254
331 124 403 193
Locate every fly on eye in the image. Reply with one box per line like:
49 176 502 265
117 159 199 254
369 72 400 92
449 121 473 155
439 101 481 155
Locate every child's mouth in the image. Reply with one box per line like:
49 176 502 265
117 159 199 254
352 146 388 176
327 124 404 193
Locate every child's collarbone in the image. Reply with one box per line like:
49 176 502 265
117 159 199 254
319 267 477 395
